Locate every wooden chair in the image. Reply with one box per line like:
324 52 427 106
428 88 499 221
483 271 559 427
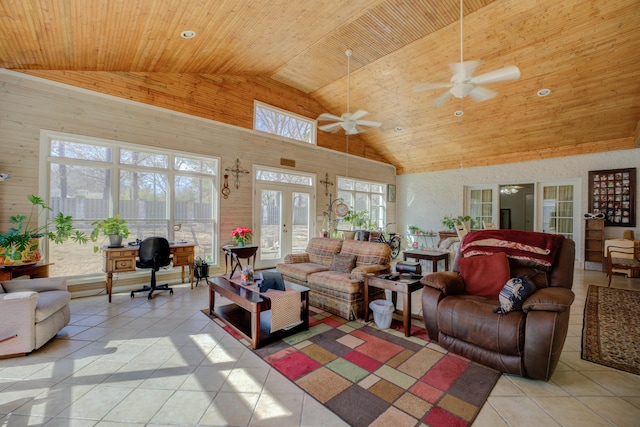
455 222 468 240
482 221 497 229
606 244 640 287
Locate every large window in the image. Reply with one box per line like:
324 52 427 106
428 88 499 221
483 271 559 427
254 101 316 144
337 177 386 230
43 131 218 277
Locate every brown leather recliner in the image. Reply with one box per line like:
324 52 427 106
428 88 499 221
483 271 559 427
421 233 575 381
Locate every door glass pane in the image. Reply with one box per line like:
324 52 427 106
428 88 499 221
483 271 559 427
260 190 282 261
542 184 573 239
292 192 310 254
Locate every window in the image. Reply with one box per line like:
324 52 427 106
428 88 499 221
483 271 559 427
337 177 386 230
254 101 316 144
469 188 494 230
43 131 218 277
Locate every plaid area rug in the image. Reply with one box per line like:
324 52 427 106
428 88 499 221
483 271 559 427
581 285 640 375
202 308 500 426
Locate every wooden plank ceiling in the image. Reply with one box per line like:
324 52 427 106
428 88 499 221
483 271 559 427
1 0 639 174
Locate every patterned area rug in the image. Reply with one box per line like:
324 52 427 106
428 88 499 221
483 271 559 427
582 285 640 375
202 308 500 426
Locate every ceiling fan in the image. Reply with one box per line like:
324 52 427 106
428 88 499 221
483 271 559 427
414 0 521 107
317 49 382 135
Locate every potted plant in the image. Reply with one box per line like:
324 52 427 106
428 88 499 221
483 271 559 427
231 226 252 247
407 225 424 235
441 215 472 231
90 215 130 252
343 209 369 240
0 194 89 266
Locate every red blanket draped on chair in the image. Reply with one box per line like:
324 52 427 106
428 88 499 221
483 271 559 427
461 230 564 267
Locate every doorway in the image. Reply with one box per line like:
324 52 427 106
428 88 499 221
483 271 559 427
253 167 315 269
499 184 534 231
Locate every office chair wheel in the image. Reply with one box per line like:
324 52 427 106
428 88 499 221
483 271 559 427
130 292 134 298
170 289 174 295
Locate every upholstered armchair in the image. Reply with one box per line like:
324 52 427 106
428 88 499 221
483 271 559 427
421 230 575 381
0 277 71 357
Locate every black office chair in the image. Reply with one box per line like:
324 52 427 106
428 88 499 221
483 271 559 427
130 237 173 300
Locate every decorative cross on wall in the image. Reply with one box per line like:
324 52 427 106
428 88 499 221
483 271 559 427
320 172 334 197
225 158 249 189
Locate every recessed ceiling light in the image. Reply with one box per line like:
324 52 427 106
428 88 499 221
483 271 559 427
180 30 196 39
537 88 551 97
454 110 464 117
395 126 404 132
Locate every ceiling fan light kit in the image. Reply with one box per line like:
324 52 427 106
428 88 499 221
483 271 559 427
317 49 382 135
413 0 520 107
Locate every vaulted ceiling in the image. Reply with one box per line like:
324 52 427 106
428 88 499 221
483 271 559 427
1 0 639 174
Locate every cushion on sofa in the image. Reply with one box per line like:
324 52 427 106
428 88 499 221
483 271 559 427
494 275 536 314
306 270 362 298
341 239 391 267
458 252 510 300
276 262 328 282
305 238 344 267
33 290 71 323
438 295 525 356
330 253 357 273
2 277 67 293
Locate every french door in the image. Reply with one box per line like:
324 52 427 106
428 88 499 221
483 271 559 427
253 167 315 269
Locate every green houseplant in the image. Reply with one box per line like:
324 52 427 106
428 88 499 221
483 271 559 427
343 209 369 230
441 215 472 231
90 215 130 252
0 194 89 266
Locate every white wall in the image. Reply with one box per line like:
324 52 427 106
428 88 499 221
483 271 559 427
397 149 640 262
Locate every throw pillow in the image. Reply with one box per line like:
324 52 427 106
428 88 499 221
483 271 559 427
259 271 286 293
493 275 536 314
458 252 510 300
330 253 357 273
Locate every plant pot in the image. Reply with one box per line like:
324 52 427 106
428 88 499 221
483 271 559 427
0 238 42 267
108 234 123 247
236 241 245 247
343 231 357 240
354 230 370 241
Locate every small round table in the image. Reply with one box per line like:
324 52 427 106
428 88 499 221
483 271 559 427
222 245 259 278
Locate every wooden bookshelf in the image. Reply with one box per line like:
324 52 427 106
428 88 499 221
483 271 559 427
584 218 605 271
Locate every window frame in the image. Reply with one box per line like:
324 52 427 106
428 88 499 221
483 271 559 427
253 100 317 145
41 130 220 278
336 176 387 230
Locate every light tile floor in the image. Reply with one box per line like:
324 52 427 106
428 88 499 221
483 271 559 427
0 268 638 426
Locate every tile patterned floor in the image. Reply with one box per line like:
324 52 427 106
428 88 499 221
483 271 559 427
0 267 639 426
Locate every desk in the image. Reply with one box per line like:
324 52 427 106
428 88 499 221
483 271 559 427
403 250 449 272
0 263 52 281
102 243 195 302
222 245 258 278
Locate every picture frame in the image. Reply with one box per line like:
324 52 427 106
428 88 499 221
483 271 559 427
387 184 396 202
588 167 636 227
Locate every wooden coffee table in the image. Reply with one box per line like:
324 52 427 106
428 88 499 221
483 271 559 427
364 273 423 337
208 276 309 349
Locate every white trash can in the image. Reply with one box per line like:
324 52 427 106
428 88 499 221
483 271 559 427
369 299 394 329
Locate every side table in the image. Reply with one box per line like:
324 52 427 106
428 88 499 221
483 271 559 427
222 245 259 278
364 273 423 337
403 250 449 272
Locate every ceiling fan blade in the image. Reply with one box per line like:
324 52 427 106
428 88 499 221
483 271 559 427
468 86 497 103
413 82 453 92
347 110 369 121
449 61 482 80
432 91 453 107
471 66 521 85
318 122 343 132
317 113 342 122
354 119 381 128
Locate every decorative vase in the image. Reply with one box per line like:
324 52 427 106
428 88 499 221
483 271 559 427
236 240 245 247
0 238 42 267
